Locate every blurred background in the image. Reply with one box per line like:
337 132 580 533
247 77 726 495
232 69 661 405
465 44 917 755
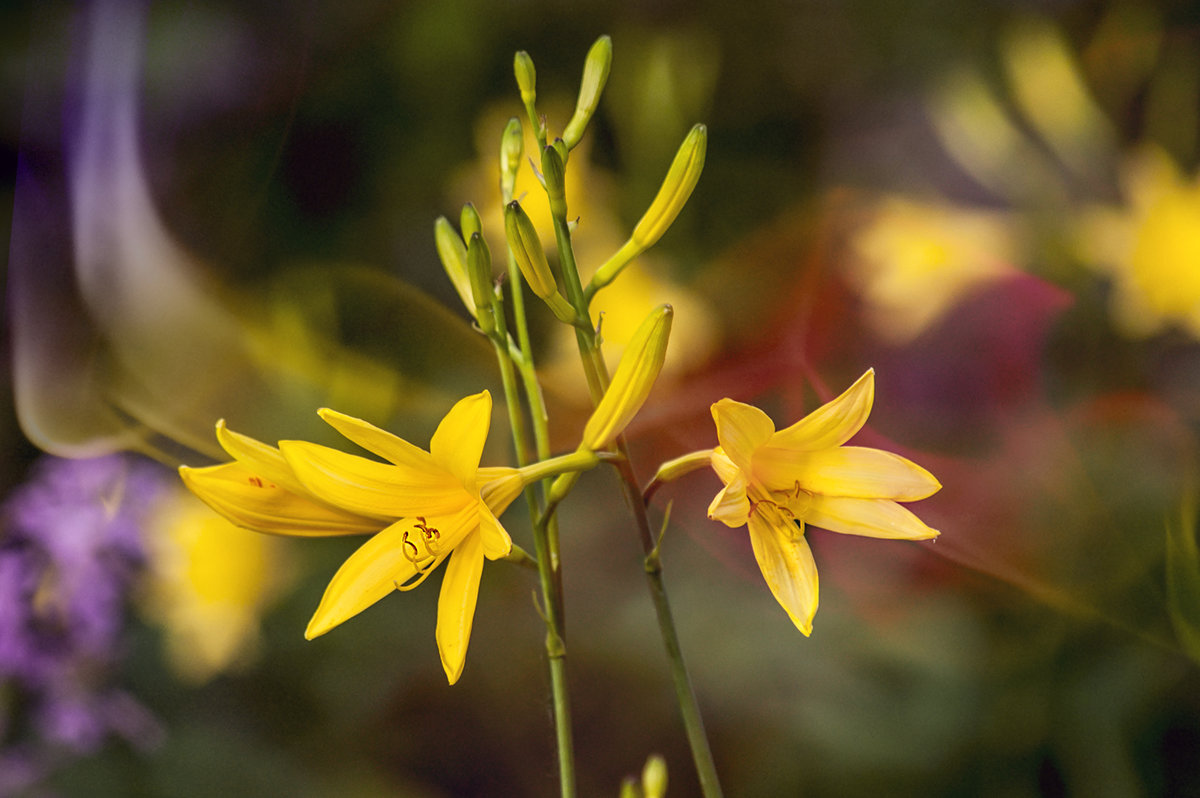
4 0 1200 795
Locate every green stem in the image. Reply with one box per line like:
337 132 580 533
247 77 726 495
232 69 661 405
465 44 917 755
551 209 724 798
492 250 576 798
618 450 724 798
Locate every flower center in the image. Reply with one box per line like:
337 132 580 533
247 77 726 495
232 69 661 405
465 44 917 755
395 517 448 591
401 517 442 568
748 480 813 536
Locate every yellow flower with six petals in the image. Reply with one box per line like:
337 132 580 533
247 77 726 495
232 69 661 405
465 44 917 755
180 391 525 684
705 369 940 634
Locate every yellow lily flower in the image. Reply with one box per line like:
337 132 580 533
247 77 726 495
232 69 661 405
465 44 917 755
180 391 525 684
706 369 941 634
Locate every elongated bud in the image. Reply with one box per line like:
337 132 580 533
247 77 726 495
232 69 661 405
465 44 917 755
641 754 668 798
434 216 474 313
467 233 495 334
504 200 578 324
632 123 706 248
460 203 482 242
541 144 568 221
591 124 707 293
582 304 673 450
504 200 555 298
514 51 536 105
500 117 523 202
562 35 612 150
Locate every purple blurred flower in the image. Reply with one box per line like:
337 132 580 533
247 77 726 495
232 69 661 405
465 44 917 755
0 454 165 777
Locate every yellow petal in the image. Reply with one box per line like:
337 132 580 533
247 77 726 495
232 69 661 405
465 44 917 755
755 445 942 501
215 421 308 496
180 464 381 537
478 505 513 560
317 408 439 471
707 471 750 528
770 369 875 451
436 531 484 685
806 495 940 540
709 447 739 484
281 441 467 518
747 511 818 635
710 399 775 472
430 391 491 489
304 520 425 639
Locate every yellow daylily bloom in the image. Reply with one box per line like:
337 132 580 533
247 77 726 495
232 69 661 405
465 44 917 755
180 390 525 684
705 369 941 635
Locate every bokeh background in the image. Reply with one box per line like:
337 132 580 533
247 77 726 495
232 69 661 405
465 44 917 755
4 0 1200 795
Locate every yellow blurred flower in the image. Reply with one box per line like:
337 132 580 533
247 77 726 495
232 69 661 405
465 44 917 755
847 196 1017 343
180 391 526 684
142 487 291 683
705 370 941 634
1077 145 1200 338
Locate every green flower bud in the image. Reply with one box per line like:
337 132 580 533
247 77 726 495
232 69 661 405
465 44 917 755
434 216 474 314
467 232 495 334
514 50 536 105
460 203 482 242
504 200 578 324
591 124 707 294
582 304 673 450
562 35 612 150
500 117 524 202
641 755 668 798
504 200 555 298
541 144 568 222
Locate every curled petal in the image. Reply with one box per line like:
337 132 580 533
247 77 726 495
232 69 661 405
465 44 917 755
707 471 750 527
436 531 484 685
711 399 774 472
770 369 875 451
430 391 491 489
747 511 818 635
756 445 942 501
281 441 466 518
806 495 940 540
709 447 739 484
180 463 380 537
318 408 439 471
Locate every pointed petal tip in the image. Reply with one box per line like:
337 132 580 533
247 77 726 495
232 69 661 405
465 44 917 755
442 659 464 685
304 616 331 640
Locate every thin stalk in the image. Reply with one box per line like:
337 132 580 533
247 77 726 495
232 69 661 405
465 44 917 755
549 212 724 797
491 255 576 798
